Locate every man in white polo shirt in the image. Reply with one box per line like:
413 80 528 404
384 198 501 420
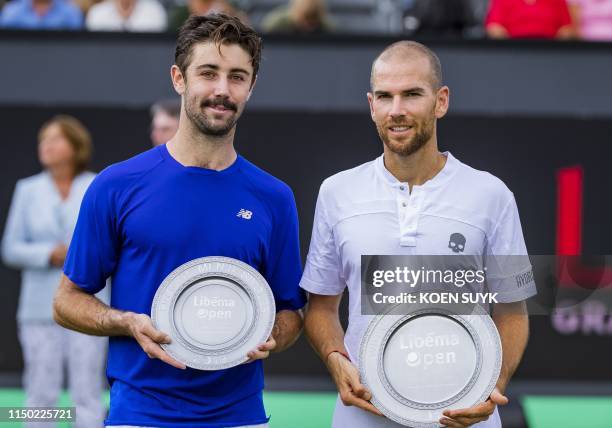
300 41 536 428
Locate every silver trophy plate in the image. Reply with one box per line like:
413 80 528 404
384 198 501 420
151 256 275 370
360 304 502 427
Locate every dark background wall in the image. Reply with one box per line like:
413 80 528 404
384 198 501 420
0 33 611 384
1 31 612 116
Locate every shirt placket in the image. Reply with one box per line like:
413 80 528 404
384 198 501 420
397 184 421 247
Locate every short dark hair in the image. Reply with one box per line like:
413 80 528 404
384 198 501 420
150 98 181 119
371 41 443 91
175 14 262 84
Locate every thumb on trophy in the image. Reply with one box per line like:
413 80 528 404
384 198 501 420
489 388 509 406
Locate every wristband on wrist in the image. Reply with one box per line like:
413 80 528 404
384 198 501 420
326 349 350 363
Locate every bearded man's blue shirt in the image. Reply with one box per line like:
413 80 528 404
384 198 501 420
63 144 306 427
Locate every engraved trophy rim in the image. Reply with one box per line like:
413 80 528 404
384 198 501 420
151 256 276 370
360 304 502 428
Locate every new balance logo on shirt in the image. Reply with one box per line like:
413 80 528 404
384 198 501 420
237 209 253 219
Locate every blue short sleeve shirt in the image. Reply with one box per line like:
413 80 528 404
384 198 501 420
64 145 306 427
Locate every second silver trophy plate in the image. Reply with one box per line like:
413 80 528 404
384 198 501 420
152 256 275 370
360 304 502 427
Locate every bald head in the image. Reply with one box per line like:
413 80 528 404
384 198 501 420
370 41 442 91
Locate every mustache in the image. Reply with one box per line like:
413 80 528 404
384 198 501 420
202 97 237 112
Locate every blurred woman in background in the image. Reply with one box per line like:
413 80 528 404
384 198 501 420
2 115 107 428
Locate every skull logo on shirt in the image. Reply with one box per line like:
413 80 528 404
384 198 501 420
448 233 466 253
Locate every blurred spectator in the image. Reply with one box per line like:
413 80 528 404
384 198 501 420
167 0 247 32
150 98 180 146
72 0 102 15
569 0 612 41
2 115 107 428
485 0 575 39
0 0 83 30
85 0 166 31
401 0 476 37
262 0 333 34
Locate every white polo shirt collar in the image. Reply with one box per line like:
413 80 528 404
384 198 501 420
374 151 458 190
374 151 458 247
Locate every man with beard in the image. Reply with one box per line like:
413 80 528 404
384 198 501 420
53 14 305 428
300 41 535 428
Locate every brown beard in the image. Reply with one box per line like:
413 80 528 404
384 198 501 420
377 108 436 157
184 88 241 137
